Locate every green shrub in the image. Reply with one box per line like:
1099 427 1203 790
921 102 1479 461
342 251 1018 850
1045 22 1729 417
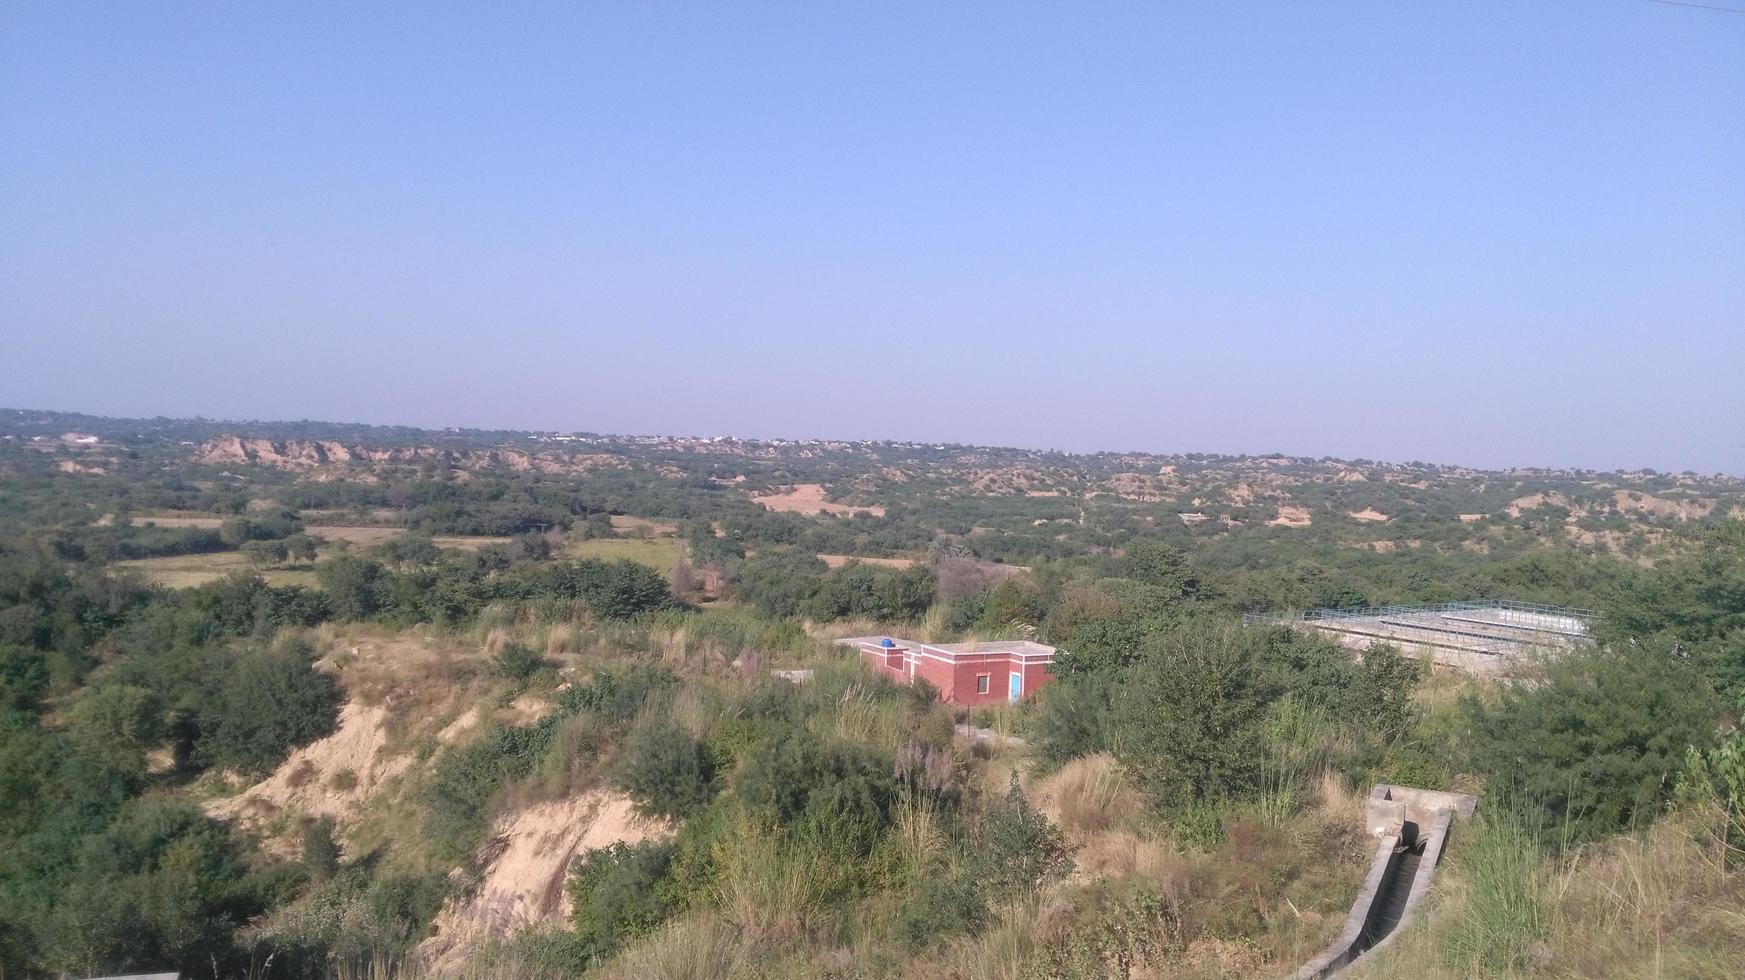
1675 691 1745 860
568 840 678 962
31 797 274 976
423 721 556 861
736 728 897 856
1463 642 1721 843
894 871 987 951
0 645 49 712
656 796 735 910
612 716 718 819
64 685 162 776
974 773 1071 897
490 641 547 681
1115 621 1268 806
302 816 340 877
195 638 340 777
1030 669 1120 765
554 662 676 722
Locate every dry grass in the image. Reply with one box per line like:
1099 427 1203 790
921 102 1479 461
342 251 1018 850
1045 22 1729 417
597 912 745 980
928 898 1041 980
608 514 679 536
305 525 405 546
1313 770 1364 827
666 685 717 740
819 683 908 754
543 623 577 658
893 796 948 875
1349 806 1745 979
1028 753 1145 843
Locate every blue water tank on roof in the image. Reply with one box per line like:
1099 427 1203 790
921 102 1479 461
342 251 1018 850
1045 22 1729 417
881 638 895 648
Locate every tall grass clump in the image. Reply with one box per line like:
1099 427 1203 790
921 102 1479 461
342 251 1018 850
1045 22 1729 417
1437 804 1547 975
1255 696 1335 826
824 683 908 753
714 818 836 941
596 912 745 980
1036 753 1142 841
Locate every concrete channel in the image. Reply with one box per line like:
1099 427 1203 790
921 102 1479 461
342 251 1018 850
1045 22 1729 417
1293 785 1477 979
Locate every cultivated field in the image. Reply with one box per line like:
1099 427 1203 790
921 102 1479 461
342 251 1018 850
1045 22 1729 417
116 552 319 589
818 553 917 569
304 526 511 551
566 537 683 572
129 514 227 528
609 515 678 536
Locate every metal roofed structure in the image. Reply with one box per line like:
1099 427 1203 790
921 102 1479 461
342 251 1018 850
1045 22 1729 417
1245 599 1594 674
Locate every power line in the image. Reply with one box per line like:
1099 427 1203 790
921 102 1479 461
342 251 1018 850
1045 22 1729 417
1634 0 1745 14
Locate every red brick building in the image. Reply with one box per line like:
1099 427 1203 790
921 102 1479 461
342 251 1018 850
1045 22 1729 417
837 636 1057 705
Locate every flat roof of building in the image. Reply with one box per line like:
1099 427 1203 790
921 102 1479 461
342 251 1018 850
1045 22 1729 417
834 636 1056 657
928 639 1057 657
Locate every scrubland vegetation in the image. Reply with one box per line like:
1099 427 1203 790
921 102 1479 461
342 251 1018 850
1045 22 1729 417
0 410 1742 977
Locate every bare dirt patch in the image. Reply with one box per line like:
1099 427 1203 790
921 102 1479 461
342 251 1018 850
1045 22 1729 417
1506 491 1574 517
421 791 669 965
1611 490 1713 522
115 552 318 590
194 436 629 477
751 484 885 516
1267 505 1313 527
303 526 509 551
56 460 107 475
437 707 482 744
434 535 513 551
1347 508 1389 522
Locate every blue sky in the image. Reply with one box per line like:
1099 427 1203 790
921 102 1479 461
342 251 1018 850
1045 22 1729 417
3 2 1741 473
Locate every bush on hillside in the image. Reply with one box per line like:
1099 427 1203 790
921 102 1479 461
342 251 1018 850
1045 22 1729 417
736 728 897 856
302 816 340 877
554 662 677 722
63 684 163 777
1030 668 1121 765
975 772 1072 897
568 840 678 963
490 641 547 681
1463 642 1721 843
612 717 717 819
195 638 340 777
1115 622 1270 807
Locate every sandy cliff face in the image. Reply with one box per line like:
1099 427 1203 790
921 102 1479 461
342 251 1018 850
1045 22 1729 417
420 791 669 967
205 701 411 852
196 436 355 469
193 436 627 476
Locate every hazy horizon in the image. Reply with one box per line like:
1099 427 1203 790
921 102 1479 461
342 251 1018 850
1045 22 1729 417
12 402 1745 479
4 2 1742 475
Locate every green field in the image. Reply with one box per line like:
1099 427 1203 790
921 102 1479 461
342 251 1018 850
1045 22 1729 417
565 536 682 573
115 551 320 589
